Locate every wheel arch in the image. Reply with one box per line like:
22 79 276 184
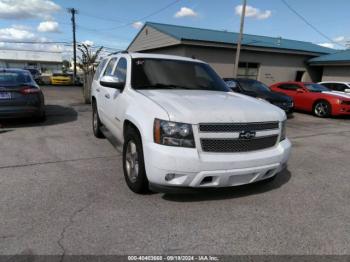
123 119 142 139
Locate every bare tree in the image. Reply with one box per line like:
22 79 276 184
77 43 103 103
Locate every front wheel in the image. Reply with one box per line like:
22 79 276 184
123 127 149 194
92 102 105 138
313 100 331 118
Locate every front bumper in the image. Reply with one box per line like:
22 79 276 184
144 138 291 188
332 104 350 115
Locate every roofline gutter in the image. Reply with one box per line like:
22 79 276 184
309 61 350 66
180 39 328 56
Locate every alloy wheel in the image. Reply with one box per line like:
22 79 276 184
315 102 329 117
125 140 139 183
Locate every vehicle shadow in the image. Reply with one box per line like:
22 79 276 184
162 169 291 202
0 104 78 128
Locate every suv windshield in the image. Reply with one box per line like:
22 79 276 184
237 79 271 92
304 83 330 92
131 58 229 92
0 71 33 86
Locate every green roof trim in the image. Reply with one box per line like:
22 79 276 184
309 49 350 64
144 22 335 55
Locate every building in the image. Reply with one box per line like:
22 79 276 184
309 49 350 82
127 22 336 85
0 49 63 73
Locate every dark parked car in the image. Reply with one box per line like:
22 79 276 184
223 78 294 114
25 68 41 83
0 68 45 120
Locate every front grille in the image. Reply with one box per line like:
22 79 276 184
201 135 278 153
341 100 350 105
199 122 279 133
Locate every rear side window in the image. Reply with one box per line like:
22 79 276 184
278 84 300 91
103 58 117 76
93 59 108 80
332 83 347 92
0 71 32 86
113 58 127 83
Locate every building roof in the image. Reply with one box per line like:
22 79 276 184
0 49 62 63
309 49 350 65
144 22 334 55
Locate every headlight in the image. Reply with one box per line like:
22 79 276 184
154 119 195 148
280 120 286 141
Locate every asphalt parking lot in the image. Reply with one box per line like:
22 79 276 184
0 86 350 256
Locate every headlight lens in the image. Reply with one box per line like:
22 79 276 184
154 119 195 148
280 120 286 141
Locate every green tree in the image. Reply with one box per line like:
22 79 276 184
62 60 71 73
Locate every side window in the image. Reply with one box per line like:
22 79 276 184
113 58 127 83
321 83 332 89
334 83 346 91
93 59 107 80
103 58 117 76
279 84 299 91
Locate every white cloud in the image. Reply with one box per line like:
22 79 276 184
174 7 198 18
235 5 272 20
81 40 94 46
334 36 345 43
0 0 61 20
132 21 143 29
318 43 335 49
0 26 36 41
37 20 59 32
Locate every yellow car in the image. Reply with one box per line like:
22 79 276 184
50 73 73 85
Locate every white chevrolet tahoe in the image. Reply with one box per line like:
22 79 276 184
91 52 291 193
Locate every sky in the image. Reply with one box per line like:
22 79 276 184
0 0 349 59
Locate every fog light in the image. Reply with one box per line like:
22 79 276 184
165 173 176 181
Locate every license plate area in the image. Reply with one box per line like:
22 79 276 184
0 92 11 100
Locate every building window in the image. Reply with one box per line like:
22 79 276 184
237 62 259 79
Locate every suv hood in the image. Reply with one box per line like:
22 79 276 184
138 90 285 124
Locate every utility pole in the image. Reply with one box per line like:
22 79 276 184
233 0 247 77
68 8 78 83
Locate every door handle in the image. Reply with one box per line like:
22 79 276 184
96 88 100 92
105 93 110 99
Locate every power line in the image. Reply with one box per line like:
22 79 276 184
97 0 181 31
280 0 345 48
79 12 125 23
0 41 71 44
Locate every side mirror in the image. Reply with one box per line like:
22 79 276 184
344 89 350 93
100 75 125 89
296 88 305 93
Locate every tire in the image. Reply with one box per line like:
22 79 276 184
92 102 105 138
313 100 331 118
123 126 149 194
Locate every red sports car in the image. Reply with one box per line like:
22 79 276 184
270 82 350 117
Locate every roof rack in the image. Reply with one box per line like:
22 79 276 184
108 50 128 56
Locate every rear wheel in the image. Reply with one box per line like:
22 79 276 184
123 127 149 194
313 100 331 118
92 102 105 138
